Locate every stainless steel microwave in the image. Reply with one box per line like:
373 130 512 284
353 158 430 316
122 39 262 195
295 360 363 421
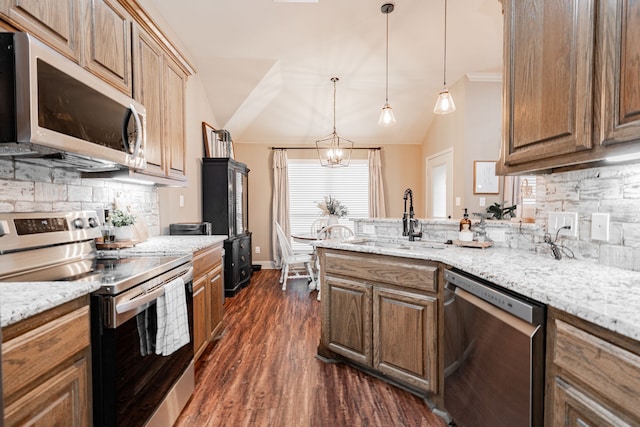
0 32 146 171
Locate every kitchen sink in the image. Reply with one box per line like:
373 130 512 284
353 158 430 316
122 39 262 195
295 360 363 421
349 239 445 251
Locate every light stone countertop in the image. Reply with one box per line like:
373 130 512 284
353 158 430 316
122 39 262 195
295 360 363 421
0 235 227 328
316 238 640 342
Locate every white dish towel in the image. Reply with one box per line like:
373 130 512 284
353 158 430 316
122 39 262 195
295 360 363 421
155 276 190 356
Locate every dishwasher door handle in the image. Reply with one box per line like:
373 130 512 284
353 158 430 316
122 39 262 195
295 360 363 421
455 287 540 338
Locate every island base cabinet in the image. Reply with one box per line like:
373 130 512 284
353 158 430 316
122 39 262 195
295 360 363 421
319 248 441 398
324 276 372 367
374 287 438 393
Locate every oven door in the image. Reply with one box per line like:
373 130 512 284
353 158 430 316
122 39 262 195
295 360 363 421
91 268 194 427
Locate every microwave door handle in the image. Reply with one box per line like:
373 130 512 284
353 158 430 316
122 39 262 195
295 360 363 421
129 103 143 159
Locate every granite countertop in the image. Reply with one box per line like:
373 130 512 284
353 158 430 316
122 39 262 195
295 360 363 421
0 235 227 328
316 237 640 342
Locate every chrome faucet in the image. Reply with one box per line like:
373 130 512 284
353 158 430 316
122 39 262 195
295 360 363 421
403 188 423 241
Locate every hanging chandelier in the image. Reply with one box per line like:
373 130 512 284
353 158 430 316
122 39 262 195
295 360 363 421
315 77 354 168
378 2 396 126
433 0 456 114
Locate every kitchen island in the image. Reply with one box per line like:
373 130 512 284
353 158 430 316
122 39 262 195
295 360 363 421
315 237 640 426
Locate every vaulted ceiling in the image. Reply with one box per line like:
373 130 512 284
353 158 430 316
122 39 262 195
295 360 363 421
143 0 503 146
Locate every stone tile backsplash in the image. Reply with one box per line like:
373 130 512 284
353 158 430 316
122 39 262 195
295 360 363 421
0 159 160 236
356 163 640 272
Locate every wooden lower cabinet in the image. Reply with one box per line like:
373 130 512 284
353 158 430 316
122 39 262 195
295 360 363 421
545 308 640 426
192 243 225 361
2 297 91 426
319 248 440 396
373 287 438 392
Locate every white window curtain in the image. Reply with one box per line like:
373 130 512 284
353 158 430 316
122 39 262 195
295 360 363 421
368 149 386 217
272 149 290 267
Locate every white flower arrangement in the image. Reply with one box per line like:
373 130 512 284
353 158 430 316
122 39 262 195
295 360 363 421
316 195 348 218
109 209 136 227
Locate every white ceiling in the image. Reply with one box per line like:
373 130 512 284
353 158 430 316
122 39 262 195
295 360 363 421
143 0 504 146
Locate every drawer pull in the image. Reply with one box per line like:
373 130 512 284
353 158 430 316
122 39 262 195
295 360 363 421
240 256 246 262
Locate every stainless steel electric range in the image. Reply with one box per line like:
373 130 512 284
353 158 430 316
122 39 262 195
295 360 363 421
0 211 194 427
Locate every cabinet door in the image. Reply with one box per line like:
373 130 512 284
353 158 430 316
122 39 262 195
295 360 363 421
83 0 132 94
551 377 632 426
164 58 186 180
208 264 224 340
373 287 438 393
0 0 82 62
596 0 640 148
500 0 595 171
193 275 208 360
4 357 90 426
324 275 373 366
132 24 165 176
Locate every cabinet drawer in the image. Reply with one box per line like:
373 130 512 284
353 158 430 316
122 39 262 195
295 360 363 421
3 305 90 400
193 244 223 278
553 319 640 420
324 250 437 292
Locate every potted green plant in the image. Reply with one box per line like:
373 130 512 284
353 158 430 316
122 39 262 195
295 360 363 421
109 209 136 241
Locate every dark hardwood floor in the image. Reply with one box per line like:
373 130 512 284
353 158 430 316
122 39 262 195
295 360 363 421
176 269 446 427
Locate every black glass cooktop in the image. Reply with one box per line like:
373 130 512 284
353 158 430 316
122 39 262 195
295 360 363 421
6 254 190 295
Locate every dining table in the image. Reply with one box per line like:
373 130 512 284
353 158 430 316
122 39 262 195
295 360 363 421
291 232 324 298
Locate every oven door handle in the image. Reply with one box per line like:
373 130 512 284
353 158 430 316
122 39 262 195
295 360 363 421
115 267 193 315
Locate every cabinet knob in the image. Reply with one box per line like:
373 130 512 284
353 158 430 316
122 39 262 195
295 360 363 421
240 256 246 262
241 270 246 277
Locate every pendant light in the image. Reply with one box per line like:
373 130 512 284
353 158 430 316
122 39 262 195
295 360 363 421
433 0 456 114
378 3 396 126
315 77 354 168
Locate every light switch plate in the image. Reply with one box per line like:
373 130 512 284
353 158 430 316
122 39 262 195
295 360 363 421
591 213 610 241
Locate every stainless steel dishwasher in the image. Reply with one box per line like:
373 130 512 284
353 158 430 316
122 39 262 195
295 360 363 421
441 269 545 427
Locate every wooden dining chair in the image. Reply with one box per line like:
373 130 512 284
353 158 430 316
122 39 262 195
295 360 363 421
274 222 316 291
310 218 328 236
318 224 354 240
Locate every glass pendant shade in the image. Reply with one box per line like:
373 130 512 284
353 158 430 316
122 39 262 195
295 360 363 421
434 88 456 114
378 103 397 126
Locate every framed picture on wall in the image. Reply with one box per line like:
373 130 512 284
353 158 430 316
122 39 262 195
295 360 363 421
202 122 235 158
474 160 499 194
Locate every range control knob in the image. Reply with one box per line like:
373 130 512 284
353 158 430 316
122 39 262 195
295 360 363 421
72 218 85 229
87 217 99 228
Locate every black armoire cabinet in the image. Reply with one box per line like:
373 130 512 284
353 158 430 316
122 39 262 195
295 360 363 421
202 158 251 297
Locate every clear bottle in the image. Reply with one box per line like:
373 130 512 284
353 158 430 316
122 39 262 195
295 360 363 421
460 208 471 232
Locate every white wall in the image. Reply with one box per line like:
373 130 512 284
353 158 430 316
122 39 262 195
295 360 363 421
422 75 503 221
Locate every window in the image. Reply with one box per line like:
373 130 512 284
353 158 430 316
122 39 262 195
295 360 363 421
518 176 537 218
287 159 368 249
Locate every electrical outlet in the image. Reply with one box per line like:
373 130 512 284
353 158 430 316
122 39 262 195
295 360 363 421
487 229 506 242
455 197 461 206
548 212 578 237
479 197 486 207
591 213 610 241
255 246 261 254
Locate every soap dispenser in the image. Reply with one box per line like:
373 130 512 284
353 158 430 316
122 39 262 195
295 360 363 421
460 208 471 232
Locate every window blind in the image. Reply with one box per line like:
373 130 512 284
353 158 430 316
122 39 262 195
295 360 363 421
287 159 368 249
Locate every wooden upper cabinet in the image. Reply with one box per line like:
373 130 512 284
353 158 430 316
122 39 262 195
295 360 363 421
595 0 640 148
83 0 132 95
0 0 82 62
132 23 187 181
132 24 164 176
499 0 595 173
164 58 187 180
500 0 640 174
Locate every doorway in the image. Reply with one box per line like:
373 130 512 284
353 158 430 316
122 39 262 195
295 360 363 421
426 149 453 218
